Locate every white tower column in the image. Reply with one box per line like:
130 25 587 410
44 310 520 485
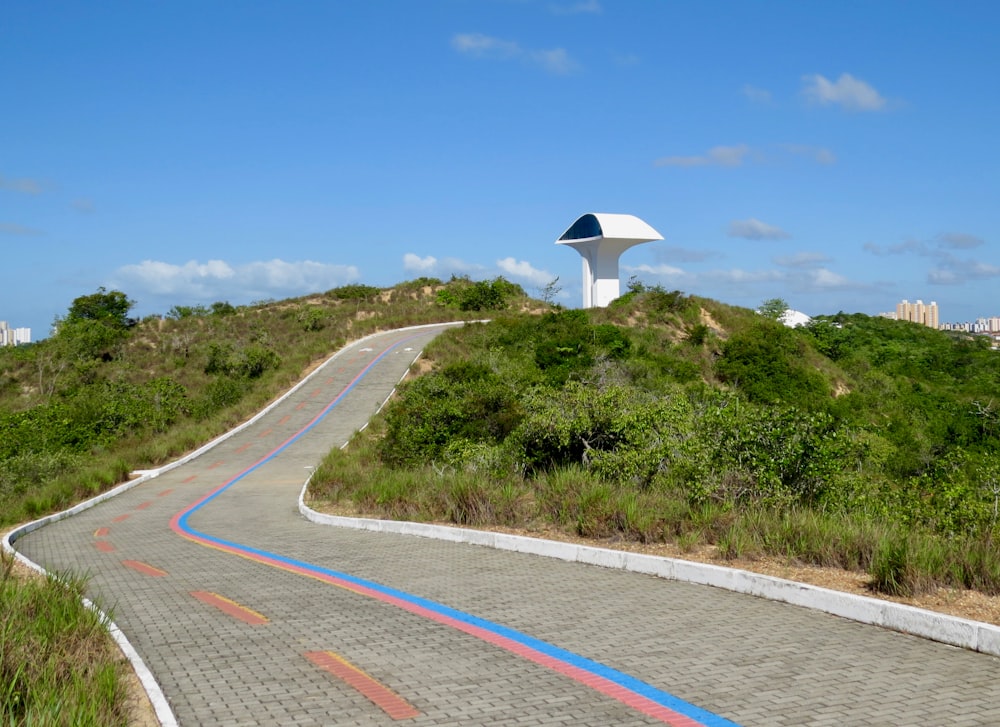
556 213 663 308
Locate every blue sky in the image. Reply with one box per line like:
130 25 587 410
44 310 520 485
2 1 998 338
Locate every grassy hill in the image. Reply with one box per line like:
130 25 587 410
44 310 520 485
0 276 531 725
3 276 1000 723
310 283 1000 599
0 278 499 527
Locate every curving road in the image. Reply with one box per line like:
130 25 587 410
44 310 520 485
11 324 1000 726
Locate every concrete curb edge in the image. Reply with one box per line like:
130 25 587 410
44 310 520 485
297 501 1000 657
1 320 463 727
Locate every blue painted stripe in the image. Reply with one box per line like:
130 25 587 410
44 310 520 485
175 330 741 727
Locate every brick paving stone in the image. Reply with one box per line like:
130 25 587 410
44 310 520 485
14 324 1000 726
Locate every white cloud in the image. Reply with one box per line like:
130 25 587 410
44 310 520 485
780 144 836 164
71 198 95 214
0 222 43 236
809 268 854 289
451 33 578 74
622 263 686 277
802 73 887 111
706 268 786 284
937 232 984 250
742 84 772 103
496 257 556 287
401 252 485 278
452 33 520 59
0 174 43 195
863 239 927 256
531 48 576 74
654 144 751 168
403 253 438 272
613 52 640 67
655 246 719 263
550 0 601 15
773 252 832 268
929 255 1000 285
727 218 790 241
111 258 360 302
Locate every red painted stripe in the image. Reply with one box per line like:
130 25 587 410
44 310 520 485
112 514 130 523
166 333 709 724
310 388 322 398
304 651 420 720
94 527 110 537
158 488 174 497
207 461 224 470
177 536 701 725
295 402 307 410
136 501 152 510
122 560 168 577
191 591 268 625
95 540 116 553
235 443 252 453
278 415 291 425
325 377 335 385
257 429 272 438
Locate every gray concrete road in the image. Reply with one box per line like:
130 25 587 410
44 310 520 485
12 324 1000 726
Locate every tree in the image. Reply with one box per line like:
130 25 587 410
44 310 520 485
758 297 789 321
66 288 135 329
54 288 136 361
539 277 562 305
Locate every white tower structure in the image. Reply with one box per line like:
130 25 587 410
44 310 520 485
556 213 663 308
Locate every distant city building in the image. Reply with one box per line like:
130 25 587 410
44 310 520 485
0 320 31 346
895 299 939 329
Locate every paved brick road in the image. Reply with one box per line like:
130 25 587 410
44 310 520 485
13 324 1000 726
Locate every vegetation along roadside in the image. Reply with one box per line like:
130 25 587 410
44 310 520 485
4 275 1000 722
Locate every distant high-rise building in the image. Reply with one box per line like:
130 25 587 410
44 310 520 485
895 299 939 329
0 320 31 346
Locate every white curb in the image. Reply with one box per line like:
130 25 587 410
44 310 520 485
2 320 463 727
298 499 1000 657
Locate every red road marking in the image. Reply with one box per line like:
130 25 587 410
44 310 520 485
95 541 116 553
158 489 174 497
136 501 152 510
310 389 322 397
122 560 168 577
112 514 131 523
325 377 335 385
183 475 198 484
207 461 224 470
295 402 307 410
257 429 272 438
94 527 110 537
190 591 268 625
235 443 252 453
304 651 420 720
278 415 291 425
337 366 345 372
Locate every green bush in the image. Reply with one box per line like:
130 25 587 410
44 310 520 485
715 320 830 409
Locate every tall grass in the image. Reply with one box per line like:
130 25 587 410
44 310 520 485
1 555 129 726
312 425 1000 598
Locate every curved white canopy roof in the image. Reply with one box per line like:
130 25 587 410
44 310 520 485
555 212 663 308
557 213 663 245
